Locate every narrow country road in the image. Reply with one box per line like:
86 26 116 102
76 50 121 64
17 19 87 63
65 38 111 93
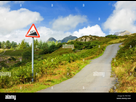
37 43 122 92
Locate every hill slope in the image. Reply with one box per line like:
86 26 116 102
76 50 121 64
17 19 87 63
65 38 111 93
114 30 132 36
74 35 100 42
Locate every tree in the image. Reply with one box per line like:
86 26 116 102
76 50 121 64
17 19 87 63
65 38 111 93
35 39 39 45
34 39 39 48
106 35 119 39
55 41 58 45
25 42 29 48
48 44 56 53
39 42 48 54
56 42 62 48
15 43 20 50
42 42 48 49
74 41 83 50
22 50 31 61
10 46 14 50
40 47 49 55
37 40 43 49
1 41 5 48
5 40 11 49
11 41 17 49
47 41 55 47
0 42 1 48
19 39 27 50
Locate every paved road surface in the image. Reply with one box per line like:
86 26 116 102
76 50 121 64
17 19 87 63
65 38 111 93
37 43 122 92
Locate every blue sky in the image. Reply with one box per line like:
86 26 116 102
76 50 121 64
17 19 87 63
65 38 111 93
0 1 136 45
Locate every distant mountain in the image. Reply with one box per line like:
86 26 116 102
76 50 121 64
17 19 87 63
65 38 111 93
61 35 77 43
46 35 78 43
58 40 62 43
114 30 132 36
46 37 56 42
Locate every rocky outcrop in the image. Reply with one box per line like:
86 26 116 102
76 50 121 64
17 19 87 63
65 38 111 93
114 30 132 36
75 35 99 42
81 37 86 42
86 37 91 42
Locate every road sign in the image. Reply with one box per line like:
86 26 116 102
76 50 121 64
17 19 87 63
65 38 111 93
25 24 40 38
25 23 40 83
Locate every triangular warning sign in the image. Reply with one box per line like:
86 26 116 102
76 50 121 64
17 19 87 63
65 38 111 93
25 24 40 38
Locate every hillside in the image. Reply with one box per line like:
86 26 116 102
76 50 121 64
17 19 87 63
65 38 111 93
0 35 117 90
0 33 133 93
114 30 132 36
109 33 136 92
74 35 100 42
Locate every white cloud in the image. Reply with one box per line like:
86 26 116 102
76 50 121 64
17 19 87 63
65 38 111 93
0 6 43 35
1 24 106 45
73 24 106 38
37 26 72 42
103 1 136 34
0 1 10 6
0 24 72 45
0 1 43 45
51 14 87 31
14 1 25 4
0 29 28 44
0 26 72 45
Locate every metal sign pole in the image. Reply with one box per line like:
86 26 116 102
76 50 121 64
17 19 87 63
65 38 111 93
25 24 40 83
32 37 34 82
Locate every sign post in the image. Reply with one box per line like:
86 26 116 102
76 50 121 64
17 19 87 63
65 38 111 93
32 37 34 82
25 24 40 82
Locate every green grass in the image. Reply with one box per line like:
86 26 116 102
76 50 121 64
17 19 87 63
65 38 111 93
0 41 110 92
90 44 108 61
0 59 90 93
108 38 126 44
0 37 122 92
41 48 74 59
109 33 136 92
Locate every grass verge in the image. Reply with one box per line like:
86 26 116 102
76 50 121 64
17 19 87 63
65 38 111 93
0 59 90 93
0 42 116 93
109 34 136 93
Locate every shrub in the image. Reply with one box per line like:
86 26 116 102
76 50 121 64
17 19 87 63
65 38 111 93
22 50 31 61
106 35 119 39
56 43 62 48
0 61 8 69
8 56 16 61
39 47 49 55
48 44 57 53
0 42 107 89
